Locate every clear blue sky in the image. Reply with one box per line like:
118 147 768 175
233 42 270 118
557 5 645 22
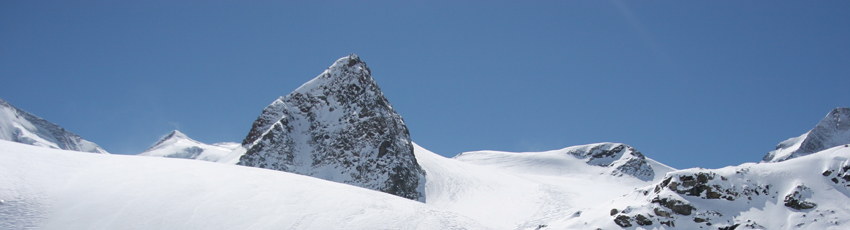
2 1 848 169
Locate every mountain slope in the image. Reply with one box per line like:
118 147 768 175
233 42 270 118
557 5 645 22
552 145 850 230
138 130 239 162
415 142 675 230
0 140 488 230
0 98 107 154
232 54 424 201
763 107 850 162
456 143 661 181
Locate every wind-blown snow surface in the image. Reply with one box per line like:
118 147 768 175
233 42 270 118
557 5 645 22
0 140 487 230
0 98 107 154
138 130 239 162
415 143 675 230
764 107 850 162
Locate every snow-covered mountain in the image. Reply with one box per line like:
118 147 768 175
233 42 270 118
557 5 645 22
0 140 487 230
138 130 239 162
2 55 848 230
551 144 850 230
456 143 659 181
763 107 850 162
416 142 675 230
0 98 107 154
229 54 425 201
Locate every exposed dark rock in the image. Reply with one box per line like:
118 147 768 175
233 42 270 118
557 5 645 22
635 214 652 226
718 223 740 230
654 207 672 218
784 185 817 210
651 197 695 216
610 209 618 216
613 215 632 227
659 220 675 227
655 172 770 201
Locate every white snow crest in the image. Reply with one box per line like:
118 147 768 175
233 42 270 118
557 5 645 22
0 98 108 154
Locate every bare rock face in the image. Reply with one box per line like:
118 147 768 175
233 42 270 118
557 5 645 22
237 54 425 201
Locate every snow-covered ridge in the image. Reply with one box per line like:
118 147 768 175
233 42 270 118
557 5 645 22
0 140 487 230
234 54 425 201
138 130 239 162
455 143 664 181
416 142 675 230
0 98 107 154
763 107 850 162
555 144 850 229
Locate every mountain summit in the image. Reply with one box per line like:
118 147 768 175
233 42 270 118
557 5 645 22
763 107 850 162
139 130 239 161
0 98 107 154
235 54 425 201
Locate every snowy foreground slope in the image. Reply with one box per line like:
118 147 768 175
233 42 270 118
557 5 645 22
0 98 107 154
0 140 487 230
415 142 675 230
138 130 239 162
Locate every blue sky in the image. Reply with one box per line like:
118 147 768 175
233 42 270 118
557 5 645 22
1 1 848 169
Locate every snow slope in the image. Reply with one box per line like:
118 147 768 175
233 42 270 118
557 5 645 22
763 107 850 162
0 98 107 154
551 145 850 230
138 130 239 162
415 142 675 230
0 140 487 230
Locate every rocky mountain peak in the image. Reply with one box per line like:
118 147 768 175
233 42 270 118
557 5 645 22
140 130 238 162
146 130 195 151
763 107 850 162
236 54 425 201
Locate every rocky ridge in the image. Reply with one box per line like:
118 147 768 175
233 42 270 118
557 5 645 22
563 142 656 181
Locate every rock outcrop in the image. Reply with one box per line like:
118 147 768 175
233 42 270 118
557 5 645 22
236 54 425 201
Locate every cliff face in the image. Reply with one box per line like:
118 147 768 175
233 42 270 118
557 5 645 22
237 54 425 201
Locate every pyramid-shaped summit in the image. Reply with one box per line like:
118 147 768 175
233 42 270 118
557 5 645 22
763 107 850 162
237 54 425 201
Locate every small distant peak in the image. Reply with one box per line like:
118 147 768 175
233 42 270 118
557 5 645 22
829 107 850 116
330 53 365 69
154 130 190 145
166 130 189 139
